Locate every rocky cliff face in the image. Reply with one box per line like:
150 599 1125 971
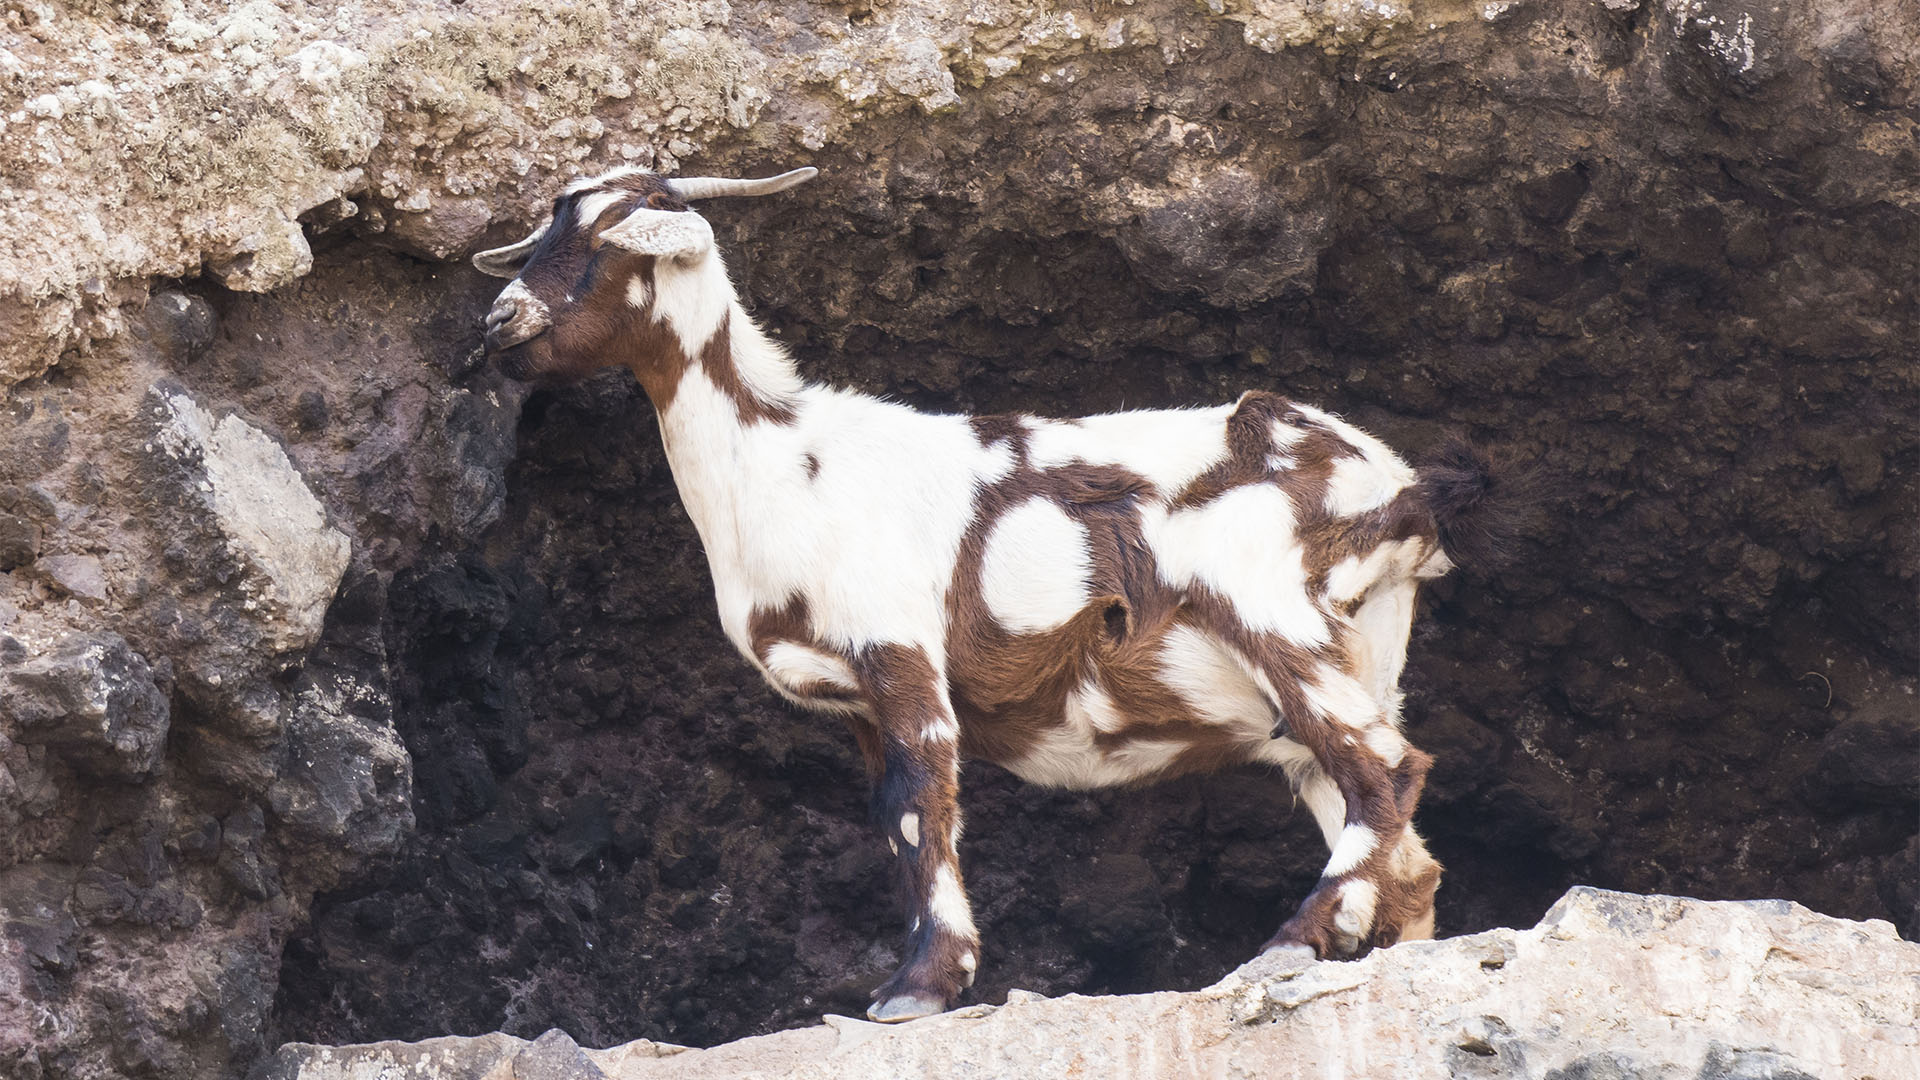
1 1 1915 1078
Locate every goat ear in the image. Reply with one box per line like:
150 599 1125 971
599 207 714 264
472 222 548 278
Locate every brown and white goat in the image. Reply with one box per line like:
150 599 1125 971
475 166 1501 1022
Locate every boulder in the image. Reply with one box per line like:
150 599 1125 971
0 631 169 779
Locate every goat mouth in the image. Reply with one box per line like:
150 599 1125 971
489 335 546 381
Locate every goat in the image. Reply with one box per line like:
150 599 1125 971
474 166 1502 1022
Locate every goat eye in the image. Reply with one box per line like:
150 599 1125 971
646 192 675 210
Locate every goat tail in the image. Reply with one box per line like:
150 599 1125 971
1414 435 1529 577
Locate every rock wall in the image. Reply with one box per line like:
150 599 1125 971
1 1 1915 1078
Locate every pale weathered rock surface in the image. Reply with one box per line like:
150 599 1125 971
0 0 1533 384
252 889 1920 1080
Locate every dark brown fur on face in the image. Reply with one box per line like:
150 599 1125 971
487 175 799 426
485 173 684 383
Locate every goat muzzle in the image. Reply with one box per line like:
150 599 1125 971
485 299 516 334
481 285 551 356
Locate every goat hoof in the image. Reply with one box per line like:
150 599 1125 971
1259 937 1320 960
868 993 946 1023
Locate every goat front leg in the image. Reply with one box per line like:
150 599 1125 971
852 645 978 1022
1267 743 1441 958
1248 650 1441 959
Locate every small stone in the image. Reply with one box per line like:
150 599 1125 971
0 509 41 569
1808 706 1919 807
512 1029 608 1080
294 390 329 433
148 291 216 360
142 384 350 655
208 214 313 292
36 553 107 601
387 196 493 261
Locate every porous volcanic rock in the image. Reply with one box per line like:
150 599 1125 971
253 889 1920 1079
1 1 1915 1079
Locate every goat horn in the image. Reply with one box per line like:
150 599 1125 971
668 167 818 201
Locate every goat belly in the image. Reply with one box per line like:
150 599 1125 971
953 618 1286 791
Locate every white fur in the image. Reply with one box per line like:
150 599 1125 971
1324 824 1378 877
1024 406 1233 496
1349 579 1419 708
1273 750 1348 849
1303 664 1381 729
665 376 1003 658
762 642 859 694
1325 539 1420 606
1325 453 1406 517
1292 403 1417 518
1416 547 1455 579
625 276 652 310
564 166 652 195
573 190 628 230
1364 723 1409 766
1146 485 1329 647
1006 722 1192 789
1334 879 1379 937
928 865 976 936
1270 418 1308 447
1156 625 1275 735
1065 680 1129 734
647 240 731 351
980 496 1093 633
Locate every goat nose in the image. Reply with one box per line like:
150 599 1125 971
485 300 516 332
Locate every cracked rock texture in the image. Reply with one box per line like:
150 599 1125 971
1 1 1916 1078
254 889 1920 1079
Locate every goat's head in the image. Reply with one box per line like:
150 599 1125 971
473 166 816 383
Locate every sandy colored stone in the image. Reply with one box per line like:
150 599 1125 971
144 385 350 655
0 0 1558 385
254 889 1920 1080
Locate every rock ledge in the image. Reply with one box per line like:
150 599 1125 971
253 887 1918 1080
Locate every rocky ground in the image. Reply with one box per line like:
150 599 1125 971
255 889 1920 1079
1 1 1915 1078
